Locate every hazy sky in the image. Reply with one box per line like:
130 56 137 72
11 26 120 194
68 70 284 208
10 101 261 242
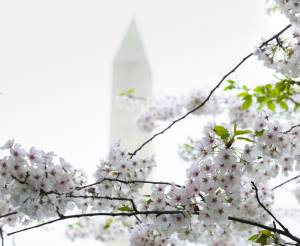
0 1 293 245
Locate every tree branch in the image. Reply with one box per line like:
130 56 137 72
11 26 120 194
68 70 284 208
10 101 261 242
7 210 184 236
228 216 300 244
76 178 183 191
0 212 18 220
0 227 3 246
283 124 300 134
272 174 300 191
128 24 292 158
66 195 138 213
252 181 289 233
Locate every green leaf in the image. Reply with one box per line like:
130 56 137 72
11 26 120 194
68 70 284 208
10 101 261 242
214 125 230 140
256 96 267 104
103 223 110 230
254 86 265 94
242 85 249 91
233 123 237 134
238 91 249 97
255 129 265 137
112 171 119 176
119 88 136 96
103 218 114 230
224 80 237 91
183 144 193 152
236 137 255 143
280 101 288 111
118 205 133 212
248 230 273 245
267 101 275 111
248 234 259 241
295 102 300 110
241 95 252 110
234 129 252 135
260 230 272 236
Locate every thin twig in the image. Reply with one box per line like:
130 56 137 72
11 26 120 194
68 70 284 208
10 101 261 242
272 174 300 191
283 124 300 134
128 24 292 158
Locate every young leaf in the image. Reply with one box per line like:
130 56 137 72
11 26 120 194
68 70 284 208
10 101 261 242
118 205 133 212
183 144 193 152
103 219 114 230
236 137 255 143
267 101 275 111
241 95 252 110
214 125 230 140
248 230 273 245
248 234 259 241
234 129 252 135
280 101 288 111
224 80 237 90
119 88 136 96
254 129 265 137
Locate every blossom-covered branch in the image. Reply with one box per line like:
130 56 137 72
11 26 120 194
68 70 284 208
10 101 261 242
252 182 289 233
2 2 300 246
128 24 292 158
228 182 300 244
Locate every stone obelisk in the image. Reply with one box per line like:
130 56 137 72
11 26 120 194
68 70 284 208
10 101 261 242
110 20 152 156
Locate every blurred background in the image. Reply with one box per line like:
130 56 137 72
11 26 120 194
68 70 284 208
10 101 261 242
0 0 295 245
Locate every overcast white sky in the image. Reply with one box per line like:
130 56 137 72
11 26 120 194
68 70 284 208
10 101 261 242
0 0 295 245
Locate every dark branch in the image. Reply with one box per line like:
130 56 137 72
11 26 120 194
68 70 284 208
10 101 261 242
272 174 300 191
228 216 285 234
67 195 138 213
0 212 17 220
11 174 29 185
228 216 300 244
0 227 3 246
252 181 289 233
7 210 184 236
128 24 292 158
283 124 300 134
76 178 183 191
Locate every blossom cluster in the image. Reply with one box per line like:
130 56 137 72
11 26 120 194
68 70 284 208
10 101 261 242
254 30 300 77
274 0 300 25
1 90 299 245
0 141 156 228
255 1 300 77
0 140 86 226
66 217 130 242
